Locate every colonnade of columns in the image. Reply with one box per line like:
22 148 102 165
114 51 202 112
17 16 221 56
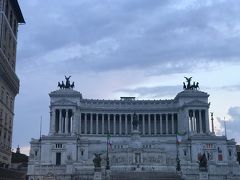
79 113 178 135
188 109 207 133
53 109 74 134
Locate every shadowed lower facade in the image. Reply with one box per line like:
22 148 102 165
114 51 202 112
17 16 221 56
27 78 240 180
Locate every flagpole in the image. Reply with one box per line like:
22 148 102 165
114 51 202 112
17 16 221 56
176 132 181 173
39 116 42 178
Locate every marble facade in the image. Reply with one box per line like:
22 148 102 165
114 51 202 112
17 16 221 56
27 84 240 180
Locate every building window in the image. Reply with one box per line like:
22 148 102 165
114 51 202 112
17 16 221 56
184 149 187 156
218 147 223 161
5 0 9 17
0 109 3 122
4 27 7 41
9 118 12 129
35 151 38 156
205 144 213 149
10 98 13 110
81 150 84 156
1 87 4 100
56 152 61 165
10 11 13 27
4 132 6 139
6 93 9 106
56 144 63 148
4 113 7 125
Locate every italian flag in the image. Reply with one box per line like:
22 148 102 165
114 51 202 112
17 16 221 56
176 132 186 144
107 132 112 149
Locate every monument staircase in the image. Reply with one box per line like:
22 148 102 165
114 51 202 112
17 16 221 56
110 171 182 180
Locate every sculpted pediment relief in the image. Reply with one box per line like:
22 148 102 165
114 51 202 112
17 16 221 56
51 99 77 106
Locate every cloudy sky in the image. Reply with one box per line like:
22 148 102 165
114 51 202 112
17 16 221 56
13 0 240 154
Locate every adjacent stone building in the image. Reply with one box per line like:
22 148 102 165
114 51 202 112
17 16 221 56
27 78 240 180
0 0 25 167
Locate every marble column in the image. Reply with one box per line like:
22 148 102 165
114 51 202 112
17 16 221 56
79 112 82 134
154 114 157 135
166 114 169 134
113 114 116 135
193 110 196 133
206 109 210 133
120 114 122 135
142 114 145 135
102 114 104 134
131 114 133 133
199 110 203 133
71 110 74 134
90 113 93 134
51 109 55 134
84 113 87 134
171 114 174 134
59 109 62 133
190 110 193 132
148 114 151 135
65 109 69 134
96 114 99 134
160 114 162 134
108 114 110 133
125 114 127 135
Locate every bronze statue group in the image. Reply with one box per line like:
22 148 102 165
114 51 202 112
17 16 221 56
183 77 199 90
58 76 75 89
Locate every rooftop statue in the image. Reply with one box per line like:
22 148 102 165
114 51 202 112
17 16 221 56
58 76 75 89
183 77 199 90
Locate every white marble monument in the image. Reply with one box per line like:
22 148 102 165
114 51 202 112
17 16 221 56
27 77 240 180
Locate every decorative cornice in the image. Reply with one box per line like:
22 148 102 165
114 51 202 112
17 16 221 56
181 100 209 108
48 88 211 112
78 99 179 112
49 89 82 98
175 90 209 100
190 134 227 141
79 106 180 113
51 98 77 106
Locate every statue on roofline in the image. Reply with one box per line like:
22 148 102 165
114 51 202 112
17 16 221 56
57 76 75 89
183 77 199 90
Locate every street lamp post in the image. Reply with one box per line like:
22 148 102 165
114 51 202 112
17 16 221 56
75 133 80 162
106 132 110 170
176 134 181 173
176 149 181 172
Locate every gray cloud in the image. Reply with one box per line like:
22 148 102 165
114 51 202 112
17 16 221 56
221 85 240 91
13 0 240 149
17 0 240 75
208 84 240 92
217 107 240 143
